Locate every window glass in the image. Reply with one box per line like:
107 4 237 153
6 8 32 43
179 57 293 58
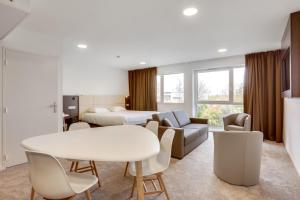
233 68 245 103
195 67 245 130
163 73 184 103
197 70 229 101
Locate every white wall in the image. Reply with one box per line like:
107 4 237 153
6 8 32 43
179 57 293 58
2 27 62 57
284 98 300 175
63 64 129 96
157 55 245 116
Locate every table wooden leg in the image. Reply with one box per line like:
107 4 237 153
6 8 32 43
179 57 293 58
30 187 35 200
135 161 144 200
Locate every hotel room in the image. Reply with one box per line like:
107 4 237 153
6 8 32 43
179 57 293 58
1 0 300 200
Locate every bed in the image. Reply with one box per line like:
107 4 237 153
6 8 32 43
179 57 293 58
81 110 157 126
79 95 158 126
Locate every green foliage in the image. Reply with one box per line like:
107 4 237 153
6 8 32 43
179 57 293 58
197 104 243 128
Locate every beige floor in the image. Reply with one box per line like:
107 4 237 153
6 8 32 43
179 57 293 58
1 133 300 200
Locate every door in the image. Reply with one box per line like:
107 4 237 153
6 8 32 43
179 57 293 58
3 49 59 167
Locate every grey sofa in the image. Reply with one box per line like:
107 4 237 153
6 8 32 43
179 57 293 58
223 113 251 131
152 110 209 159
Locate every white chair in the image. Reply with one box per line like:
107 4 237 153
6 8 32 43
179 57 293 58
223 113 251 131
129 129 175 200
68 122 101 188
145 120 159 136
26 151 98 200
123 121 159 176
213 131 263 186
68 122 90 131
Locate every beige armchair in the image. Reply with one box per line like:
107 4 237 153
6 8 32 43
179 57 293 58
213 131 263 186
223 113 251 131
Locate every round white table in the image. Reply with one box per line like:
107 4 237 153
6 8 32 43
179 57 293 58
22 125 160 200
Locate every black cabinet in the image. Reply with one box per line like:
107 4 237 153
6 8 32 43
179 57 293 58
63 96 79 128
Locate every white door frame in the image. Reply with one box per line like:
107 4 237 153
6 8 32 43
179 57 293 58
0 44 4 171
0 47 63 170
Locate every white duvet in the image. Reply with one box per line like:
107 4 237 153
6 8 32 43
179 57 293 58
81 111 158 126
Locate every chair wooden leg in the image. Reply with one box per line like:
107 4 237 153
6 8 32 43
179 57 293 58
157 173 170 200
124 162 129 177
70 161 75 172
130 177 136 198
30 187 35 200
89 161 95 175
91 161 101 187
74 161 79 171
85 190 92 200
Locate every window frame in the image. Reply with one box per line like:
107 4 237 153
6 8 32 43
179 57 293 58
157 73 185 104
194 66 245 106
156 75 161 103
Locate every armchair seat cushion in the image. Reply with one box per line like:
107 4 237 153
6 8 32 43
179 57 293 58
226 125 245 131
184 129 201 145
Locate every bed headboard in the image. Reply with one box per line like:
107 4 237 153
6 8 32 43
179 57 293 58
79 95 125 119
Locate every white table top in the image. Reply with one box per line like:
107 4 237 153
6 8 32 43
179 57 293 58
22 125 160 162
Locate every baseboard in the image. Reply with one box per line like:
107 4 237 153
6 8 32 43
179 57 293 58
285 144 300 176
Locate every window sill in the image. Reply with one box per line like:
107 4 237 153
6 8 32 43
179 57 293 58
158 102 185 105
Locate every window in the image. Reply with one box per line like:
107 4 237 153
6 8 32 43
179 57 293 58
163 73 184 103
233 68 244 103
195 67 245 129
157 73 184 103
197 70 229 101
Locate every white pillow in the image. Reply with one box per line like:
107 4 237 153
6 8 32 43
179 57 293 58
87 107 111 113
110 106 126 112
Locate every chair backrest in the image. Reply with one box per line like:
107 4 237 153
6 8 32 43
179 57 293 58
26 151 75 199
244 115 251 131
145 121 159 136
213 131 263 186
157 129 175 168
68 122 90 131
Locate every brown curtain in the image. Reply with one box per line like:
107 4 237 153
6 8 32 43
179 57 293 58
244 50 283 142
128 67 157 111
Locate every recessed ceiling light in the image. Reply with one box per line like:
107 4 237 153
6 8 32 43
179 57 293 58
140 61 146 65
77 44 88 49
218 48 227 53
183 7 198 16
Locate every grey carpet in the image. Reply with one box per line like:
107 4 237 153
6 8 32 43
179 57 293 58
0 133 300 200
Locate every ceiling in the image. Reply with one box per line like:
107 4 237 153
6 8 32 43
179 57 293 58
19 0 300 69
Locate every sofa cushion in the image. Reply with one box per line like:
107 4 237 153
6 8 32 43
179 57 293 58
173 110 191 127
182 123 208 130
235 113 248 126
184 129 201 145
227 125 245 131
153 112 180 128
162 118 174 127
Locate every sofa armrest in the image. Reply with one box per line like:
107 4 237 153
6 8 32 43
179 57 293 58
158 126 185 159
190 118 208 124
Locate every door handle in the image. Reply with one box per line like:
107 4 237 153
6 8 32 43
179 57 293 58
50 102 57 113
